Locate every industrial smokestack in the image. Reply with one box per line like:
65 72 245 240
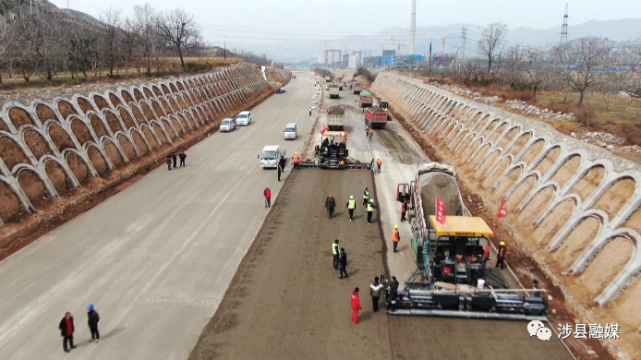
409 0 416 55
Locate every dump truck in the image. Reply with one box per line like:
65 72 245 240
329 85 340 99
365 107 388 129
358 91 373 108
383 163 548 321
327 106 345 131
353 83 362 94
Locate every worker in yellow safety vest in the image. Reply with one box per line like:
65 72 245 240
332 239 341 270
346 195 356 221
362 187 369 208
366 199 377 224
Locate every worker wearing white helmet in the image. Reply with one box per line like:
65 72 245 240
366 198 377 225
346 195 356 221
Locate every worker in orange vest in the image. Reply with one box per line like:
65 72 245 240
293 152 300 169
376 158 382 173
496 241 507 269
392 225 400 253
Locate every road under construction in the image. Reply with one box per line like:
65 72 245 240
0 71 576 360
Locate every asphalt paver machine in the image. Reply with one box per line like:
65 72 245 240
382 163 547 321
297 131 371 170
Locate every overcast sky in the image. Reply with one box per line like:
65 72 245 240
51 0 639 46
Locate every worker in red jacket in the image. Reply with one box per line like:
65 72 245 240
401 200 408 222
264 186 272 208
351 287 362 324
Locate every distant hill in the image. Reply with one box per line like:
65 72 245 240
227 18 641 62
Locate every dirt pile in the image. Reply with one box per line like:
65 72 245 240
370 72 639 360
0 64 290 259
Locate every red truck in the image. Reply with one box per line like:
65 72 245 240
358 91 373 108
365 107 388 129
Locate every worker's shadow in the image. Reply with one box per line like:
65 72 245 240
100 327 125 340
359 311 373 322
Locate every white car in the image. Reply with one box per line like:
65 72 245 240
220 118 236 132
259 145 283 169
236 111 251 125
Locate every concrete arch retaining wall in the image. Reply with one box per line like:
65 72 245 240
0 63 287 227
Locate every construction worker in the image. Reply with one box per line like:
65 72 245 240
367 199 377 224
346 195 356 221
293 152 300 169
332 239 341 270
87 304 100 343
325 194 336 219
370 277 383 312
365 126 370 134
376 157 382 173
401 200 408 222
171 152 178 169
166 155 172 171
59 312 76 353
339 248 348 279
279 155 286 172
309 107 312 116
179 152 187 167
277 162 282 181
392 225 400 252
496 241 507 269
351 287 362 324
264 186 272 208
387 276 399 312
362 187 370 207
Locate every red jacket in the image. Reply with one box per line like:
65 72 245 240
264 188 271 198
351 291 362 310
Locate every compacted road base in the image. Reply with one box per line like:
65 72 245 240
188 169 393 359
189 169 573 360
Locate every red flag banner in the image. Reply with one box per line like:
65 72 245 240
496 198 506 218
435 197 446 224
320 125 328 135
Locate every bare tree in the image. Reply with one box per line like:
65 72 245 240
134 3 156 75
556 37 613 107
155 9 200 70
523 46 554 97
99 7 122 77
0 19 16 84
500 45 526 89
122 18 140 73
14 10 66 81
478 22 508 72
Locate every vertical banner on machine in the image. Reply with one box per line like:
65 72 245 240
435 197 446 224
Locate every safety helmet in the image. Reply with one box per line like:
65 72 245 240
294 152 298 155
88 304 94 310
500 241 506 246
370 199 374 203
350 195 353 199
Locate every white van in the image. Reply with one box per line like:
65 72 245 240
236 111 251 125
259 145 283 169
284 123 297 140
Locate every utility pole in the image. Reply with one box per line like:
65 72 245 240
224 36 227 59
409 0 416 55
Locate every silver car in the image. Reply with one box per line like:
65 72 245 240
220 118 236 132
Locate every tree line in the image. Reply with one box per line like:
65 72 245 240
433 22 641 107
0 2 203 83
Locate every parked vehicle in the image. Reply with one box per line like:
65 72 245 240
236 111 251 125
259 145 283 169
220 118 236 132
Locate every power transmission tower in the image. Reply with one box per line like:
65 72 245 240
459 28 467 73
560 3 568 44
